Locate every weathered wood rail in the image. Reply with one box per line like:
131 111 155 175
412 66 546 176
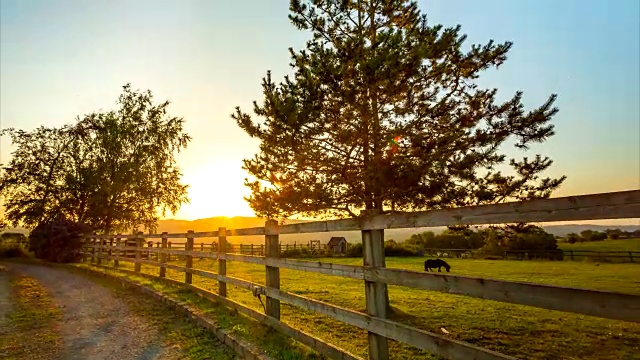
81 190 640 360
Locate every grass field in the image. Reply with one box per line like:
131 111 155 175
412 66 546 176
559 238 640 252
93 256 640 360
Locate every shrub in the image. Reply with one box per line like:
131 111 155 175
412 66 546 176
346 243 363 257
548 249 564 261
384 240 420 257
566 233 580 244
589 231 607 241
404 231 435 249
578 230 607 242
0 232 27 244
384 245 416 257
281 247 316 258
481 255 503 260
476 225 561 259
28 215 91 263
477 230 505 257
0 242 30 258
345 240 419 257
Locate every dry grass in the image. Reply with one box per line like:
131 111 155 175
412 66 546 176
0 271 62 360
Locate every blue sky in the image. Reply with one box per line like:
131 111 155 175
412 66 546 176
1 0 638 221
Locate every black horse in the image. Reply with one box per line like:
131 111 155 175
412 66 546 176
424 259 451 272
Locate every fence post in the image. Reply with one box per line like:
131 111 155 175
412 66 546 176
361 209 390 360
96 237 103 265
629 251 634 263
570 250 574 261
92 237 96 263
185 230 194 284
265 220 280 320
160 232 168 277
82 237 88 262
135 232 143 272
167 241 172 261
114 237 121 267
102 237 107 263
90 237 95 262
218 227 227 297
108 237 113 261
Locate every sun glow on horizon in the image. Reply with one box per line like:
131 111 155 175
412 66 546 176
168 159 257 221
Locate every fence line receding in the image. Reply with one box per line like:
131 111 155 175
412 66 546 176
81 190 640 360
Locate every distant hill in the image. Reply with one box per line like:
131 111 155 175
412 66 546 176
156 216 640 244
541 224 640 237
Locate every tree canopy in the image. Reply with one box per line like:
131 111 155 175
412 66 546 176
233 0 566 220
0 84 190 234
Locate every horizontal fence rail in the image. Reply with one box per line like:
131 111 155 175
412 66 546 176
89 190 640 239
81 190 640 360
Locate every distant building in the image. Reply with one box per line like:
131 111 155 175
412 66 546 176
327 236 348 255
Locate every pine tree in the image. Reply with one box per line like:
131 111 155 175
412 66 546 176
233 0 566 220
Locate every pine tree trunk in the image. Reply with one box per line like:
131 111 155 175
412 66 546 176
369 0 383 212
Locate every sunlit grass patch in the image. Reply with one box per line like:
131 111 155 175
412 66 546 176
0 273 62 360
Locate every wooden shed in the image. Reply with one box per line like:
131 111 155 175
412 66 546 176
327 236 348 255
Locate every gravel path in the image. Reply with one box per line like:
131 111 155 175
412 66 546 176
0 266 12 332
3 262 185 360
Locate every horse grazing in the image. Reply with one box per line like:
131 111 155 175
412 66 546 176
424 259 451 273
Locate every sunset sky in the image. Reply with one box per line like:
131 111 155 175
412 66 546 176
1 0 639 222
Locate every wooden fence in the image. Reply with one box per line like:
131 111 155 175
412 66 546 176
81 190 640 360
136 242 640 263
127 241 332 259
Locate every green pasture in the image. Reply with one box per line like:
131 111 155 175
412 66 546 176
88 256 640 360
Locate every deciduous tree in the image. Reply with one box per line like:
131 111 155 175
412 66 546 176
0 84 191 234
75 84 191 233
0 125 80 227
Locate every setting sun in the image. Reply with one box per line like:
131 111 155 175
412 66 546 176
172 159 256 220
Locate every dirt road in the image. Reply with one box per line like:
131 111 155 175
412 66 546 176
0 261 233 360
